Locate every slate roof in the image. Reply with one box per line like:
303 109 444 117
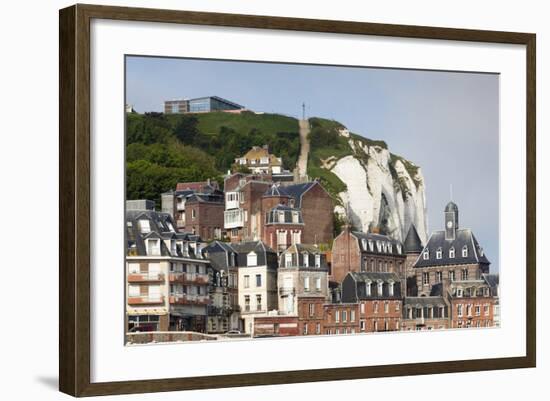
284 182 317 208
266 204 304 225
126 209 206 259
404 296 447 307
351 231 404 256
341 272 402 302
279 244 329 271
413 229 490 268
404 224 423 254
263 184 290 198
232 241 278 269
204 241 238 271
186 193 224 204
445 201 459 213
483 273 499 290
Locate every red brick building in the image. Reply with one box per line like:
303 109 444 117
331 225 406 284
322 303 360 335
449 278 497 329
401 297 450 331
185 193 224 240
341 272 403 332
298 297 325 335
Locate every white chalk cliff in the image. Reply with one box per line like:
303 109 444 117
329 136 428 244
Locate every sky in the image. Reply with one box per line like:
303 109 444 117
126 56 500 271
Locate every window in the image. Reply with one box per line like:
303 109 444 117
309 303 315 317
256 295 262 311
449 247 455 258
303 253 309 267
360 303 365 314
342 310 347 322
315 254 321 268
457 288 463 297
475 305 481 316
147 239 160 256
395 301 400 312
423 249 429 260
191 209 196 220
278 211 285 223
255 274 262 287
303 323 308 335
449 270 455 281
244 295 250 311
373 321 378 331
285 253 292 267
423 272 430 285
138 219 150 233
128 284 140 297
484 304 490 316
461 268 469 281
315 277 321 291
335 310 340 322
374 302 379 314
384 301 389 313
389 281 395 296
462 245 468 257
350 310 356 322
292 211 299 223
244 275 250 288
457 304 463 317
436 271 443 283
362 239 367 250
377 281 383 295
304 277 310 291
128 263 140 274
436 247 442 259
247 252 257 267
365 282 371 296
316 322 321 334
466 304 472 317
360 320 366 331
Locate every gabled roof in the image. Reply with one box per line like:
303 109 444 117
284 182 317 208
413 229 490 268
342 272 402 301
404 224 423 254
232 241 278 269
263 184 290 198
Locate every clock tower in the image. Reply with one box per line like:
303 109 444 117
444 201 459 240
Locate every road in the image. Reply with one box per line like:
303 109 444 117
297 119 310 179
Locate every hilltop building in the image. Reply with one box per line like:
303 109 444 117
164 96 245 114
234 145 283 175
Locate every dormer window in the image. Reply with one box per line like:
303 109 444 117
365 281 371 296
247 251 257 267
423 249 429 260
302 253 309 267
138 219 151 233
278 211 285 223
449 247 455 258
292 211 299 223
315 254 321 268
362 239 367 250
146 239 160 256
396 244 402 254
284 253 292 268
368 240 374 251
376 241 382 252
377 280 383 296
388 281 395 296
388 243 393 253
457 288 463 297
436 247 442 259
462 245 468 257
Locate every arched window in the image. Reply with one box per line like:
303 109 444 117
462 245 468 257
423 249 429 260
436 247 442 259
449 247 455 258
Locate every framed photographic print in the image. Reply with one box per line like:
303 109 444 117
59 4 536 397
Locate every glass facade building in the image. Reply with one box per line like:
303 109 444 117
165 96 244 114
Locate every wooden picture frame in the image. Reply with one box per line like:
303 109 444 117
59 3 536 397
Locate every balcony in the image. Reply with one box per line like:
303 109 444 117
169 294 210 305
128 272 165 283
176 201 186 211
169 272 209 284
224 209 244 229
127 295 165 305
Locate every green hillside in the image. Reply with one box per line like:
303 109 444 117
125 111 300 205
